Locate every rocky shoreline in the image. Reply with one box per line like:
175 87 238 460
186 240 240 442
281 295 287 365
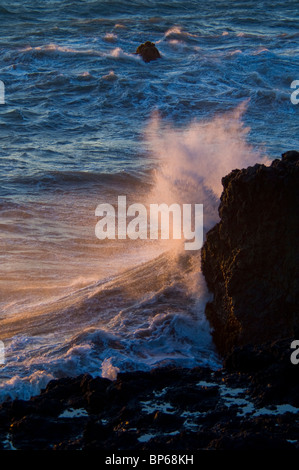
0 338 298 451
0 152 298 451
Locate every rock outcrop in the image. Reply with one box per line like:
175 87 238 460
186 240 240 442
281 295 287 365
135 41 161 62
201 151 299 356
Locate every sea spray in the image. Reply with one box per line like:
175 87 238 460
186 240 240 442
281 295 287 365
0 105 272 401
145 102 269 209
101 357 120 380
95 195 204 250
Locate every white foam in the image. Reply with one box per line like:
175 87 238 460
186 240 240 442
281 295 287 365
101 357 120 381
59 408 89 418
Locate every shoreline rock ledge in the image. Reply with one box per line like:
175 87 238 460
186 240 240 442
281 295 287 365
201 150 299 356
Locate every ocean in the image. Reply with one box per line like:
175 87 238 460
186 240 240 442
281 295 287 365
0 0 298 401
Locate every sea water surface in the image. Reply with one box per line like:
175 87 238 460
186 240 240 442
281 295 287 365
0 0 298 400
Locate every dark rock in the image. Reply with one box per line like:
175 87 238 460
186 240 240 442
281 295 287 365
224 339 299 408
83 375 111 395
149 365 192 387
83 376 112 413
82 418 111 447
210 432 295 450
282 150 299 162
107 375 154 401
224 337 296 373
135 41 161 62
9 414 84 450
152 410 184 431
165 384 219 412
0 364 298 450
7 399 36 420
201 151 299 355
41 375 85 400
116 402 143 424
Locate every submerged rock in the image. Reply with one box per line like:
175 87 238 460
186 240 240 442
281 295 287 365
135 41 161 62
201 151 299 355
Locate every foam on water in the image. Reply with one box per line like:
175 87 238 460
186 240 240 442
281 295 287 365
0 248 221 401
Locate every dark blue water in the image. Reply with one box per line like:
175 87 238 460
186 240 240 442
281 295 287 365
0 0 298 400
0 0 298 193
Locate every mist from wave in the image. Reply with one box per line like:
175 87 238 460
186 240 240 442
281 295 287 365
0 103 271 400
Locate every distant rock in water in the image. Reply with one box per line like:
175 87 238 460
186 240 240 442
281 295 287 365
135 41 161 62
201 151 299 356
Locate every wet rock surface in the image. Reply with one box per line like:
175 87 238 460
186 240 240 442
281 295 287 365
201 151 299 355
0 352 298 450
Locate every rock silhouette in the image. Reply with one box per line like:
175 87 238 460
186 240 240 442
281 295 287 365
201 151 299 355
135 41 161 62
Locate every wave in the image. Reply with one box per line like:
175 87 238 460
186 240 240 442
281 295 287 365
0 249 220 401
0 104 274 401
108 47 143 62
0 6 14 15
4 169 150 193
163 26 199 41
17 44 142 64
19 43 104 58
